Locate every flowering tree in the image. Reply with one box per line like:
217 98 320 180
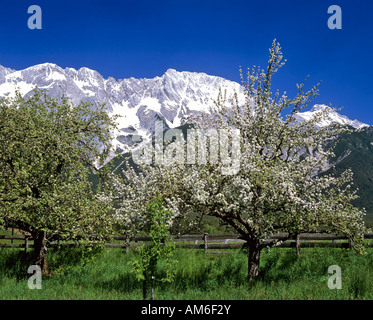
0 90 118 273
111 156 191 237
181 40 366 280
114 40 367 281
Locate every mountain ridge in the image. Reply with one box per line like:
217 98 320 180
0 63 370 154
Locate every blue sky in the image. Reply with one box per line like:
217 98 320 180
0 0 372 123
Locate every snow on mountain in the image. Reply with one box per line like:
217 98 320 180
294 104 369 130
0 63 369 155
0 64 245 153
0 65 15 84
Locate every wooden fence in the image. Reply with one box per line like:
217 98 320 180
1 233 373 253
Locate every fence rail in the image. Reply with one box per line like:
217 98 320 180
1 233 373 252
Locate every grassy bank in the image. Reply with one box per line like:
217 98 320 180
0 246 373 300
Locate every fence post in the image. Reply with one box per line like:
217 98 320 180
126 237 130 253
348 238 354 250
203 233 208 254
11 223 14 244
296 233 301 256
24 235 30 253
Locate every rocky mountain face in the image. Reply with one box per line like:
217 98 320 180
0 63 246 152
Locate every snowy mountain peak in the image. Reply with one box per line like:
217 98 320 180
295 104 369 129
32 62 60 69
310 104 330 112
164 68 178 75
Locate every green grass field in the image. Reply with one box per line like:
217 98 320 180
1 245 373 300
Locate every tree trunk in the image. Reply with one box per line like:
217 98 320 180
32 231 48 274
247 241 261 281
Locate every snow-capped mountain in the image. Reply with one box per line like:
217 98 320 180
0 63 245 152
0 63 369 154
293 104 369 130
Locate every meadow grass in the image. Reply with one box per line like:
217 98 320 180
0 246 372 300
